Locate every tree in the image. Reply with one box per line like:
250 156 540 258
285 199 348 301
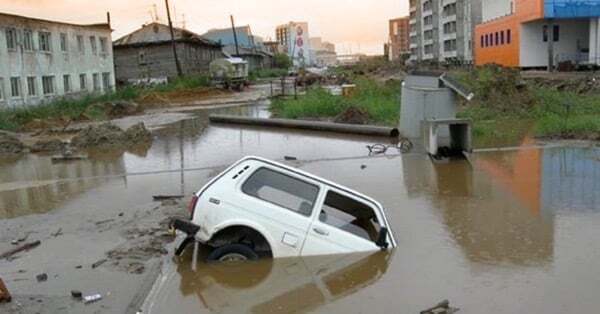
273 53 292 69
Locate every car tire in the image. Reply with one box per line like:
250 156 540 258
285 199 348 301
207 244 259 262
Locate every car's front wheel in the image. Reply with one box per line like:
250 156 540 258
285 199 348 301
207 244 259 262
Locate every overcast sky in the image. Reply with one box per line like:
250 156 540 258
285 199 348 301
2 0 409 55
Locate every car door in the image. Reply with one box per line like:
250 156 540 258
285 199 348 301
301 188 381 256
238 166 322 257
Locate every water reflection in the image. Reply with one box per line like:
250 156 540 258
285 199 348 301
167 250 393 314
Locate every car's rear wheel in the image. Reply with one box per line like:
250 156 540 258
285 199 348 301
207 244 259 263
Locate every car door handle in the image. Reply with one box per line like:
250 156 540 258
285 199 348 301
313 227 329 236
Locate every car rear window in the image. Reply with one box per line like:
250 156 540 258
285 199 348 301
242 167 319 216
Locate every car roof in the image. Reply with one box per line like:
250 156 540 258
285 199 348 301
237 156 385 210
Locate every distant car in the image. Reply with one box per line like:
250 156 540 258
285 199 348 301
171 156 397 262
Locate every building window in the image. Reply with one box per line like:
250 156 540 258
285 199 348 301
6 28 17 50
481 35 484 48
138 51 147 65
0 78 4 101
42 76 55 95
424 15 433 26
27 77 36 96
80 74 87 91
424 30 434 40
90 36 97 54
39 32 52 52
63 75 71 93
553 25 560 42
424 44 434 55
102 73 111 91
443 3 457 17
77 35 84 53
10 77 21 98
507 29 512 44
444 39 457 52
99 37 108 54
495 32 499 45
500 31 505 45
93 73 100 91
423 0 432 12
60 33 68 52
23 30 34 51
443 22 457 34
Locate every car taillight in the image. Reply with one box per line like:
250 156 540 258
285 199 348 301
187 195 199 219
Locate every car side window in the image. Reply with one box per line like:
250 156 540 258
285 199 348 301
242 167 319 217
319 190 381 242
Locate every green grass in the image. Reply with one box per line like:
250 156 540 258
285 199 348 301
270 78 400 126
0 75 210 131
249 68 288 81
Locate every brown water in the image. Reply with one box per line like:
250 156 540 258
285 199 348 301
1 104 599 313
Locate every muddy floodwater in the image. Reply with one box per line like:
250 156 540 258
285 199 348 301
1 103 600 313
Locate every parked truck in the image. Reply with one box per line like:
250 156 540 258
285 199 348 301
209 57 249 90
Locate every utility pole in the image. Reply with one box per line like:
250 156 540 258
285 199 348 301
230 15 240 57
548 19 555 72
165 0 183 77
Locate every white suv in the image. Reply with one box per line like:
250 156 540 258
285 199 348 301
171 156 397 261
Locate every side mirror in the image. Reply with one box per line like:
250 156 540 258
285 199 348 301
376 227 389 249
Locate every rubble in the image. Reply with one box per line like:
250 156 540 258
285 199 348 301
71 290 82 299
0 278 11 303
420 300 459 314
333 107 370 125
30 139 67 153
91 259 107 269
70 122 152 149
0 131 25 154
102 100 141 118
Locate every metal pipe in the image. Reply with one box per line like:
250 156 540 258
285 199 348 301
209 114 400 137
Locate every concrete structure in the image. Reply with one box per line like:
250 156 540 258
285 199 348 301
475 0 600 69
263 41 284 55
309 37 337 67
276 22 312 67
0 12 115 108
400 72 474 156
388 17 410 61
408 0 482 64
113 23 222 85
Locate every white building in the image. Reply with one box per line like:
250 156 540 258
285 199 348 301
309 37 337 67
0 12 115 108
276 22 312 67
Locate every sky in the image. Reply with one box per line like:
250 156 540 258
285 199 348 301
2 0 409 55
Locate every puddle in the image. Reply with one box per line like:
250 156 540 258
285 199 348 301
1 102 600 313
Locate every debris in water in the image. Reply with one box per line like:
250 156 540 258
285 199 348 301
36 273 48 282
0 278 11 303
75 265 82 269
284 156 298 161
0 240 41 260
91 259 107 269
71 290 83 299
420 300 460 314
152 195 184 201
361 165 367 169
95 219 115 226
51 228 63 237
83 294 102 304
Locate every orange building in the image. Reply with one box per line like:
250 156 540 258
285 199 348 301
475 0 600 68
388 17 410 61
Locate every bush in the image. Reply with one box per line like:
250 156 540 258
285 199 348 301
273 53 292 69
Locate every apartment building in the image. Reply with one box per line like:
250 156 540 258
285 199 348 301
276 22 312 67
388 17 410 61
0 12 115 108
409 0 482 63
475 0 600 69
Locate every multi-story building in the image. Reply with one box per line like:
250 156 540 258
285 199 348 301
475 0 600 69
408 0 482 64
388 17 410 61
276 22 312 67
309 37 337 67
0 12 115 108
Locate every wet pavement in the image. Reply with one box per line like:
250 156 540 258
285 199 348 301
1 102 600 313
